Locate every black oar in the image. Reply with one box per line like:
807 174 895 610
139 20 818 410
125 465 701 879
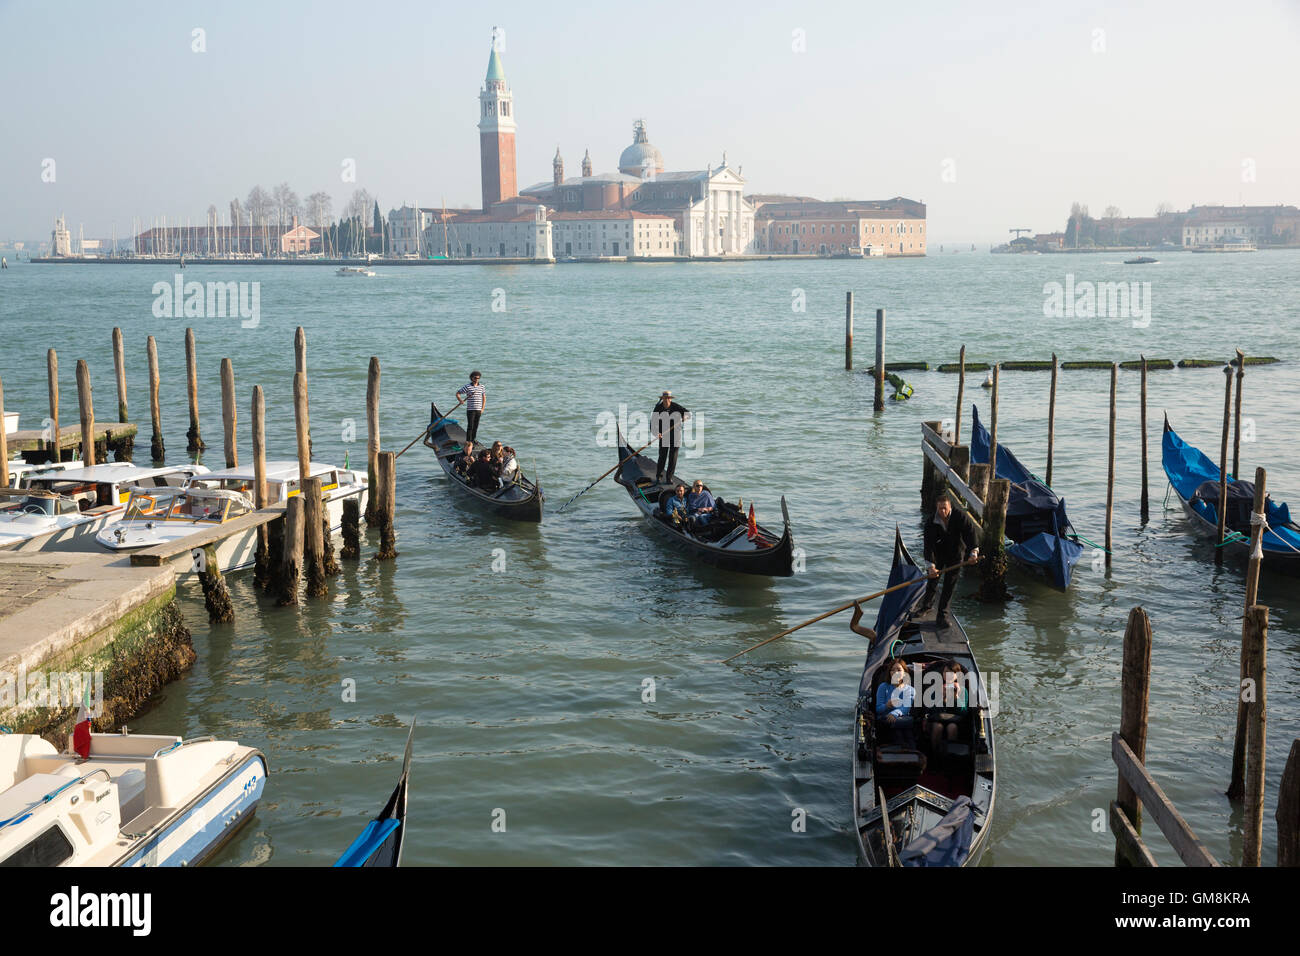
717 559 970 664
555 434 661 514
396 398 465 459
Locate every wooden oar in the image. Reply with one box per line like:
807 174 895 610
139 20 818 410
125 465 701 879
717 560 969 664
554 433 661 513
396 397 464 459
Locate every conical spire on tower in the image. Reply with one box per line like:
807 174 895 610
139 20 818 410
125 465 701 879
581 149 592 177
553 147 564 187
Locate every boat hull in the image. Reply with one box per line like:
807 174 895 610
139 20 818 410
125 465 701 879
0 510 120 553
613 436 794 577
117 751 267 867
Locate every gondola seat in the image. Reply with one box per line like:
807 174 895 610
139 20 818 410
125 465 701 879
875 746 927 789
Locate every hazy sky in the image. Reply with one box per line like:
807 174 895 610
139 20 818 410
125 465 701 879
2 0 1298 244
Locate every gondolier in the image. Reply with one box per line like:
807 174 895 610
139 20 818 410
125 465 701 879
650 390 690 484
456 371 486 444
923 495 979 628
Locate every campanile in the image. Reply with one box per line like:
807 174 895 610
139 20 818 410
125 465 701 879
478 33 517 211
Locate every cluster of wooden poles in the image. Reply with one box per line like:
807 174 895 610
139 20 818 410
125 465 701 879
0 326 400 622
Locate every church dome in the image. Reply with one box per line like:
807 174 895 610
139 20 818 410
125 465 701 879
618 120 664 177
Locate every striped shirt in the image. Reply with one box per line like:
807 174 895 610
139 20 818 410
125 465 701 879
457 382 486 411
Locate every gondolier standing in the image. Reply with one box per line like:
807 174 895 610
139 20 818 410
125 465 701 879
923 495 979 628
650 390 690 485
457 371 486 444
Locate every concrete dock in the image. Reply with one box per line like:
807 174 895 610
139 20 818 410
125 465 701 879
0 550 193 741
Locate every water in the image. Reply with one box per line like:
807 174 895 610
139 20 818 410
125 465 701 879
2 251 1298 866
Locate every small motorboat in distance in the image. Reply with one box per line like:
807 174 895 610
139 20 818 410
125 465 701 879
0 728 266 867
0 462 208 553
335 718 414 867
970 405 1084 589
96 460 367 574
336 266 376 277
1162 415 1300 573
1124 256 1158 264
852 531 995 867
612 430 794 576
423 402 543 522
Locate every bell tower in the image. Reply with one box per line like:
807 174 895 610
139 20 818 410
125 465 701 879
478 29 517 211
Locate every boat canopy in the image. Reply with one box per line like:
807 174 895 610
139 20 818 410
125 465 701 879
863 532 927 681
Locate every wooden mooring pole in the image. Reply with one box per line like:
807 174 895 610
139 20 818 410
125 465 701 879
341 497 361 560
366 356 380 525
988 364 999 478
185 327 205 454
375 451 398 560
111 328 132 461
920 419 941 513
197 544 233 623
1241 604 1268 866
75 360 95 467
47 349 60 461
1114 607 1152 866
977 477 1010 602
873 308 886 412
278 496 304 606
1216 365 1232 562
252 385 271 590
1046 353 1057 487
1279 740 1300 866
954 345 965 447
1233 349 1245 480
294 369 324 592
844 292 853 371
1228 468 1268 802
147 336 164 462
220 358 238 468
1140 355 1149 524
1106 363 1116 567
303 476 328 597
296 327 312 460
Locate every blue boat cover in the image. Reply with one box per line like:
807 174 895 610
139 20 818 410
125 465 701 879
333 818 401 868
900 795 975 867
970 405 1081 588
1162 421 1300 556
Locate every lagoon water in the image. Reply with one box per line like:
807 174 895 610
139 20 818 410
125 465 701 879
2 250 1299 865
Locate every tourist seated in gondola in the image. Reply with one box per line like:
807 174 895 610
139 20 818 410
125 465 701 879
924 660 969 756
686 480 715 528
469 450 498 491
876 659 916 744
500 445 519 484
663 484 690 527
453 441 477 476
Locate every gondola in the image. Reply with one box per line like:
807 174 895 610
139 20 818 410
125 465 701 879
423 402 543 522
851 531 995 867
611 431 795 576
1162 415 1300 573
335 718 414 868
969 404 1084 589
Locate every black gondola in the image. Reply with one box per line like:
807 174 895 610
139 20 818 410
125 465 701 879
423 402 543 522
851 532 995 866
334 718 414 868
611 431 795 576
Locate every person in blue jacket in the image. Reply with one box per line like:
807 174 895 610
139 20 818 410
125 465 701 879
876 659 915 740
663 484 690 528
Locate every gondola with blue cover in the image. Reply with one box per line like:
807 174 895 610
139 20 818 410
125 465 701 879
1161 415 1300 573
851 531 996 867
969 404 1084 589
335 719 414 868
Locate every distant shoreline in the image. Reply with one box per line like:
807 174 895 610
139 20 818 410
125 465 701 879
22 253 930 266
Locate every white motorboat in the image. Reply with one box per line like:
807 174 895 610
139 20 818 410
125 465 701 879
2 458 86 486
336 266 376 277
96 460 368 575
3 411 16 434
0 462 208 552
0 729 266 867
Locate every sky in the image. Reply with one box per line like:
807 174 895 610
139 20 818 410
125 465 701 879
2 0 1298 245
